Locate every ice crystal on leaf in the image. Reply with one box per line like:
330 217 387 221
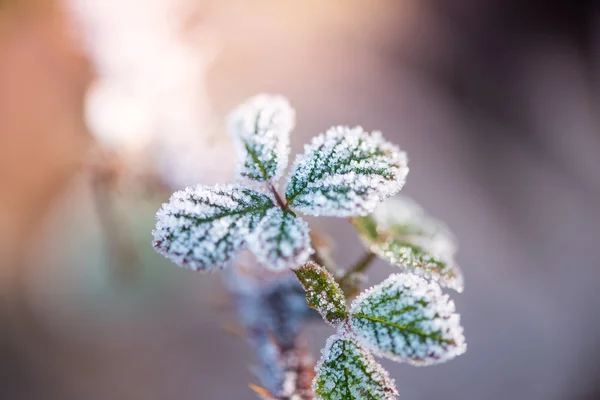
294 262 347 326
285 126 409 217
352 196 464 292
152 184 275 271
314 333 398 400
228 94 295 183
247 208 313 270
349 273 466 366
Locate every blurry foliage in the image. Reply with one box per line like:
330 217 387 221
0 0 90 271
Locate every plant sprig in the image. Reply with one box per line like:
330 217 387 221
152 94 467 400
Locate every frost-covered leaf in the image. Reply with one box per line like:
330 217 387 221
153 184 275 271
247 208 313 270
285 126 408 217
228 94 295 182
349 274 466 366
352 196 464 292
313 333 398 400
294 262 347 326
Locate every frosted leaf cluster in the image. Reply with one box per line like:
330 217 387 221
152 184 274 271
151 94 469 399
248 209 313 270
353 196 464 292
312 270 466 398
285 126 409 217
228 94 295 182
349 273 466 365
294 262 347 326
154 95 410 272
314 333 398 400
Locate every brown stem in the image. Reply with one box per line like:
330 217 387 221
268 182 287 210
348 252 377 276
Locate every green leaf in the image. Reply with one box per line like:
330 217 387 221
152 184 275 271
349 273 466 366
294 262 347 325
285 126 409 217
352 196 464 292
228 94 295 182
247 208 313 270
313 333 398 400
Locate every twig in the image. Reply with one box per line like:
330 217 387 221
339 251 376 297
268 182 287 210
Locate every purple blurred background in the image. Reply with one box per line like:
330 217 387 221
1 1 599 399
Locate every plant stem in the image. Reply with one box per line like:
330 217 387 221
339 251 376 296
268 182 287 210
226 265 315 399
349 252 377 275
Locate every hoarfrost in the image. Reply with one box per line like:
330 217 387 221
247 208 313 270
313 332 398 400
152 184 275 271
285 126 408 217
349 273 466 365
228 94 295 183
294 262 347 326
353 196 464 292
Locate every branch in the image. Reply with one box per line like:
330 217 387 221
224 264 315 399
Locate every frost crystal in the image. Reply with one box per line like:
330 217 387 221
247 208 313 270
314 332 398 400
285 126 408 217
352 196 464 292
349 274 466 366
152 184 275 271
294 262 347 326
228 94 295 183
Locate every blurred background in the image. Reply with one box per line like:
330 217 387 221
1 0 599 399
